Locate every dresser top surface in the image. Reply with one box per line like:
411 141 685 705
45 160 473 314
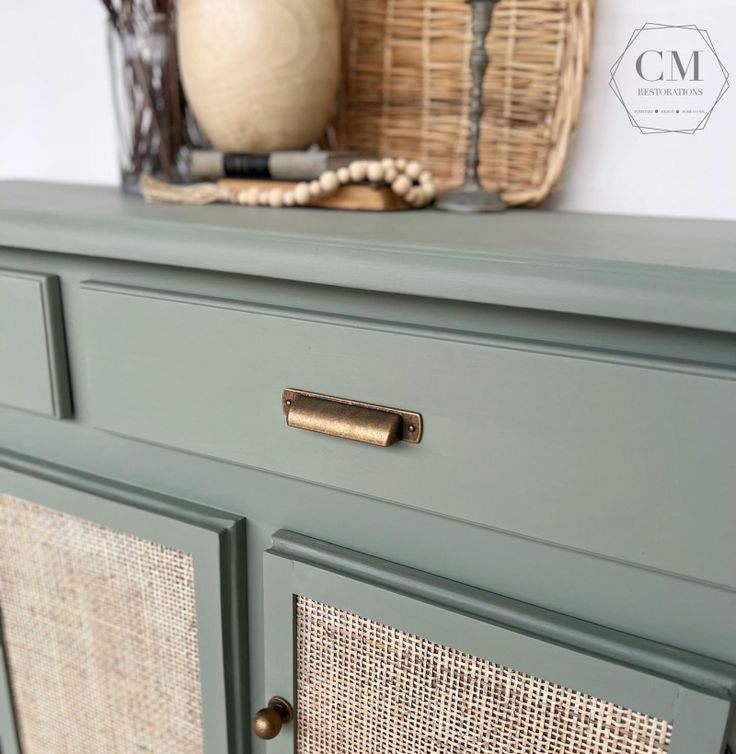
0 181 734 332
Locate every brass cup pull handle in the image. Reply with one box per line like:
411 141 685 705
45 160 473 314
252 696 294 740
283 389 423 447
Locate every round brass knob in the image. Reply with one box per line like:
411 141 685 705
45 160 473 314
252 696 294 740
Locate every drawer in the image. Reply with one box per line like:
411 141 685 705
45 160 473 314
260 531 736 754
0 269 71 417
79 282 736 589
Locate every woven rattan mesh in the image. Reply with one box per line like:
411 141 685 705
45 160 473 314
0 493 204 754
336 0 594 205
296 596 672 754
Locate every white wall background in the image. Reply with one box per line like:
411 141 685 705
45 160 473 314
0 1 733 220
0 2 118 187
549 1 736 220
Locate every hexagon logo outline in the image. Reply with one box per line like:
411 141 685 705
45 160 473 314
609 22 730 134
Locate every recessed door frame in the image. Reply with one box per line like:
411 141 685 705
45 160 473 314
0 449 248 754
264 530 736 754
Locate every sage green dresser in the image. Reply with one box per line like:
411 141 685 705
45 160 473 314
0 181 734 754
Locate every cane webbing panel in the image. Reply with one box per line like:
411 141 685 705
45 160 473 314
0 493 204 754
296 596 673 754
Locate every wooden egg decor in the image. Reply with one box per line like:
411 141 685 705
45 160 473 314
178 0 340 152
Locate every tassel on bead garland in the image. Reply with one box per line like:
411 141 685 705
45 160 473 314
140 158 436 208
139 176 223 205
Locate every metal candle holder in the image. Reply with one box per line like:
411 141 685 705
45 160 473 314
437 0 505 213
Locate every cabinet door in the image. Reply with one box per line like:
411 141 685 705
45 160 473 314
262 531 735 754
0 455 247 754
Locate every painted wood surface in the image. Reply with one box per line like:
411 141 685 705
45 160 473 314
264 532 736 754
0 185 735 750
0 182 735 332
79 280 736 590
0 269 71 417
0 631 21 754
0 251 732 676
0 459 248 754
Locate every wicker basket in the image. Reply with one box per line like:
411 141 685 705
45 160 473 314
335 0 595 206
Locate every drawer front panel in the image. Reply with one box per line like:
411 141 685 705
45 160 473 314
79 282 736 588
0 270 71 417
263 532 736 754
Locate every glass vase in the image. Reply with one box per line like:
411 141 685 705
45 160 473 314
107 10 195 192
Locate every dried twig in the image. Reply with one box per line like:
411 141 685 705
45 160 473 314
101 0 192 182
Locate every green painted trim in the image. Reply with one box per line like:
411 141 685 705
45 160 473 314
0 181 735 332
0 450 249 754
220 515 249 754
0 446 236 533
669 688 735 754
37 271 73 418
4 244 736 375
0 269 72 418
266 531 736 754
80 279 736 382
262 554 299 754
0 630 21 754
270 531 736 695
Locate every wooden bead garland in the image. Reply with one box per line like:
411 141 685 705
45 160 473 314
140 159 437 209
227 158 436 209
